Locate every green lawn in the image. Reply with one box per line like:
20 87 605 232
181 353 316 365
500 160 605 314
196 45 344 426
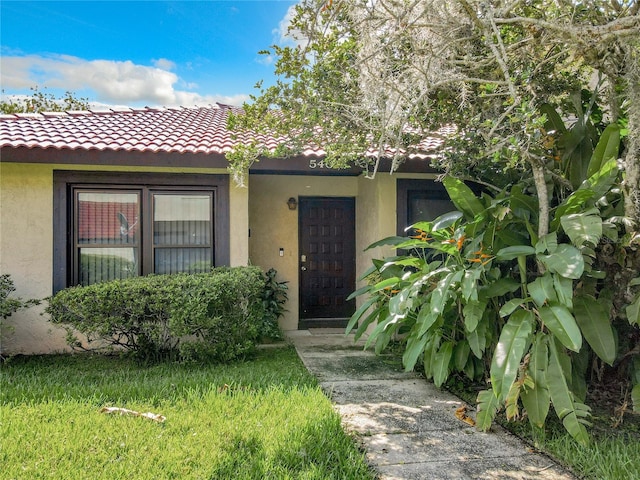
0 347 375 480
445 375 640 480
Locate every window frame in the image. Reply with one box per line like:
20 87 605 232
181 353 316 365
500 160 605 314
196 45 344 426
149 190 214 276
396 178 483 236
396 179 452 236
54 171 229 292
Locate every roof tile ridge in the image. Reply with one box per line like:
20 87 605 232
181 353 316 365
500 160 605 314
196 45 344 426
108 106 134 113
88 108 122 115
40 112 68 118
217 102 243 113
174 104 215 111
12 113 45 119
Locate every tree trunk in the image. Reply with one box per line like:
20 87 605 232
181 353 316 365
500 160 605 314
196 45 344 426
531 160 550 239
623 79 640 230
530 159 550 275
621 41 640 230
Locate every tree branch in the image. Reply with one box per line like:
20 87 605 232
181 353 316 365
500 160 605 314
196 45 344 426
494 14 640 44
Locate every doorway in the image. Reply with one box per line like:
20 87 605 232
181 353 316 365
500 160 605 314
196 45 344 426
298 197 356 328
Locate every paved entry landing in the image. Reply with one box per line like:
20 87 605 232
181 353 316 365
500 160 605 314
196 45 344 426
287 329 576 480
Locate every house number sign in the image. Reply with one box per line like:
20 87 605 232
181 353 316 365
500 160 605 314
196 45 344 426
308 159 330 169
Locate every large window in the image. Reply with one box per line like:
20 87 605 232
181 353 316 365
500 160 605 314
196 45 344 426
152 193 212 275
396 179 482 235
396 179 454 235
54 172 229 290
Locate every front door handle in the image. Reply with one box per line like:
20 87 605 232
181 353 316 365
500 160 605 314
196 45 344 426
301 266 307 271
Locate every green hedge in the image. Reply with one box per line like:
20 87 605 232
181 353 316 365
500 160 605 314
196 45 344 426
46 267 269 362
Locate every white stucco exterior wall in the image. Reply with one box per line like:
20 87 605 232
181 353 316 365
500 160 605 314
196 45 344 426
229 180 250 267
355 174 398 276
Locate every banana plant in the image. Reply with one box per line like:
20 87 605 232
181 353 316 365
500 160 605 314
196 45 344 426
348 106 636 444
349 155 624 444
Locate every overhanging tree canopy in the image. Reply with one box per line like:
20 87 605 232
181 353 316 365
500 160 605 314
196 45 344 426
228 0 639 231
228 0 640 443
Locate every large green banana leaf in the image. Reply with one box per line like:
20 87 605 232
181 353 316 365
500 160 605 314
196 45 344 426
548 340 591 445
521 333 551 427
491 309 534 401
574 295 616 365
538 304 582 352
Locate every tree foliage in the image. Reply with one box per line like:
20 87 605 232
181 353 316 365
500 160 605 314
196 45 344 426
229 0 639 227
0 87 90 114
229 0 640 443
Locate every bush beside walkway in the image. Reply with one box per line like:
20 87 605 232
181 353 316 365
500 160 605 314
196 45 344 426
45 267 281 362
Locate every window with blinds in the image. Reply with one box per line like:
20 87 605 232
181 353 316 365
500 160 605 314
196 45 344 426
73 188 214 285
76 191 140 285
152 193 212 275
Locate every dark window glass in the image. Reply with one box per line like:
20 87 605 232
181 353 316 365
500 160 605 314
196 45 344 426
407 190 454 226
397 179 482 236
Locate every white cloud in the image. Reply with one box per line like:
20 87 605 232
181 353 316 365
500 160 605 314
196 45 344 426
273 4 306 48
0 53 249 107
256 54 275 66
152 58 176 70
252 4 305 69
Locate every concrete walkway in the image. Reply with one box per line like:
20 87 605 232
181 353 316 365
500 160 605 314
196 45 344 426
287 329 576 480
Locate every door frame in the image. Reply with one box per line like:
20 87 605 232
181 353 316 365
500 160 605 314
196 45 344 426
297 196 356 329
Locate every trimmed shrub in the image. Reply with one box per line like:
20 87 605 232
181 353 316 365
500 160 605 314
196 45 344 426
46 267 267 362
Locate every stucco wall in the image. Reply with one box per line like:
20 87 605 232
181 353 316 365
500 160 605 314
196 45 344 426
248 175 359 330
355 175 398 289
0 162 62 354
0 163 242 355
229 181 249 267
354 172 441 286
1 161 441 352
353 173 442 335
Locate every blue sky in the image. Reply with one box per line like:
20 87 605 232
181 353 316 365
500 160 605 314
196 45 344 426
0 1 298 107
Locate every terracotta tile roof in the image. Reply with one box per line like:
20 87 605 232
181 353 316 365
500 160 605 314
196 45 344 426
0 103 451 159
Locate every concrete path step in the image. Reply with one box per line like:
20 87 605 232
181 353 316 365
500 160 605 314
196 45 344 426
287 329 576 480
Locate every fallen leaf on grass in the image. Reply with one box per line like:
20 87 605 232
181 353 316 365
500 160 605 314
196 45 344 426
100 406 166 423
218 383 250 394
455 405 476 426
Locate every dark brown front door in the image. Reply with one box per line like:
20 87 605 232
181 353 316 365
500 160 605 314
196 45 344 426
299 197 356 328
